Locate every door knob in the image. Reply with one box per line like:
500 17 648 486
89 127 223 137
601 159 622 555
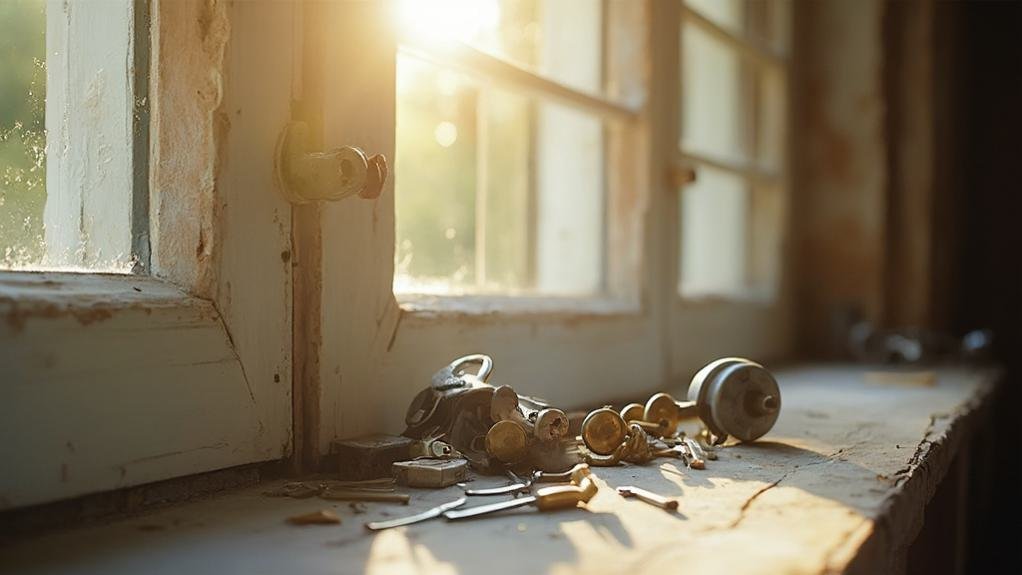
275 121 388 204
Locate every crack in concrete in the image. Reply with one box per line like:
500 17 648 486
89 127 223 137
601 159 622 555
892 412 950 484
727 471 791 529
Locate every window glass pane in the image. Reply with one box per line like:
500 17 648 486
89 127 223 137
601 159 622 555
685 0 790 55
1 0 47 268
679 167 748 298
1 0 139 272
680 22 751 163
397 0 605 98
748 182 784 297
394 55 604 296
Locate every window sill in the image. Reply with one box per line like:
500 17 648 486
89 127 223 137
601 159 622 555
0 364 1000 573
397 292 642 320
0 271 193 318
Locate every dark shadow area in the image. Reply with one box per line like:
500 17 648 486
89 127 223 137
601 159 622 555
934 2 1022 573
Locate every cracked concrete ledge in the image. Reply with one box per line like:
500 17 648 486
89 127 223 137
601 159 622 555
844 370 1000 575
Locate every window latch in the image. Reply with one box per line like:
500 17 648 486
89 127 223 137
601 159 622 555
275 121 388 204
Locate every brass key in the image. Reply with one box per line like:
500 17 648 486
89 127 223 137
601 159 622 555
445 465 597 520
616 486 679 511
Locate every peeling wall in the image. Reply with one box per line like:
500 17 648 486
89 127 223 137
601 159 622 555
793 0 888 357
149 0 229 298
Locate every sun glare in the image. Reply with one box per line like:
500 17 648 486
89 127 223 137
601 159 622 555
398 0 501 44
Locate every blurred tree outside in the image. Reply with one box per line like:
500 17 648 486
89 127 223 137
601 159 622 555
394 0 540 294
0 0 47 268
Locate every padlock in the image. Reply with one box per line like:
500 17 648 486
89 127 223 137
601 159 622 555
402 354 572 473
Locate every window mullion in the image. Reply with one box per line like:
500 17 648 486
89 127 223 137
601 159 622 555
680 3 786 70
398 39 638 123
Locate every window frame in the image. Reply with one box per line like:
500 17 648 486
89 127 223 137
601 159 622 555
0 0 296 509
666 0 794 381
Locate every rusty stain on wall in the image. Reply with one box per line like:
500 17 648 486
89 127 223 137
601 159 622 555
793 0 889 358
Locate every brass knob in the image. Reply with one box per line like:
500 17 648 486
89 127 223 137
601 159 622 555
275 121 388 204
485 420 529 464
580 408 628 456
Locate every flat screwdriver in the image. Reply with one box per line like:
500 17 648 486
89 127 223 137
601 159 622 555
444 465 597 520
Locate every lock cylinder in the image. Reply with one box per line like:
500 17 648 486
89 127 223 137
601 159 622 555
687 357 781 443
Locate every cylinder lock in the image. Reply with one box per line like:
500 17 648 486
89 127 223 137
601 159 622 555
687 357 781 443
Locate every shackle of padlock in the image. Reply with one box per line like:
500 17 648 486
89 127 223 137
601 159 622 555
404 354 494 434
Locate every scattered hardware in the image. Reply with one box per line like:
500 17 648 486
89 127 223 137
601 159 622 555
444 465 597 520
409 432 459 459
463 463 591 496
616 486 679 511
365 497 468 531
332 434 416 481
402 354 573 472
320 489 411 504
264 481 320 499
286 510 342 525
463 469 532 496
393 458 468 488
841 308 993 365
463 482 531 496
307 353 787 532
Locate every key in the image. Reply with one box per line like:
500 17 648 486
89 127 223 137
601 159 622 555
365 497 467 531
533 463 590 484
655 444 705 469
684 438 711 466
444 466 597 520
616 485 679 511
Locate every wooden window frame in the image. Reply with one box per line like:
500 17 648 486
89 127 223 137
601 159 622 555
1 0 297 509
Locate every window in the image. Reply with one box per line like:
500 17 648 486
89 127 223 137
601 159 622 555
3 1 795 509
393 0 638 297
1 0 148 272
677 0 789 300
1 1 295 508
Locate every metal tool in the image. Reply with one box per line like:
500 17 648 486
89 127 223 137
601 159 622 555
463 469 533 497
463 481 531 496
364 497 468 531
462 463 590 496
534 463 589 484
444 466 598 520
616 486 679 511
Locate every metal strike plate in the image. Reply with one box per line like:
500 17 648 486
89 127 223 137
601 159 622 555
275 121 387 204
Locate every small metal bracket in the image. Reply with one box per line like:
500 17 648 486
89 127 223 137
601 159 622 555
275 121 388 204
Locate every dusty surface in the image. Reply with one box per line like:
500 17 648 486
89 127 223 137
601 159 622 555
0 366 995 575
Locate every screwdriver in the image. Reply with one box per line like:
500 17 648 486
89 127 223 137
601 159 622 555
444 465 598 520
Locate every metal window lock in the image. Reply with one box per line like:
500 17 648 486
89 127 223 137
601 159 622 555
275 121 388 204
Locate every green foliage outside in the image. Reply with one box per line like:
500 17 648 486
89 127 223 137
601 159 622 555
0 0 46 267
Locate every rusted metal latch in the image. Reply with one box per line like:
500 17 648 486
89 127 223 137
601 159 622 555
275 121 388 204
